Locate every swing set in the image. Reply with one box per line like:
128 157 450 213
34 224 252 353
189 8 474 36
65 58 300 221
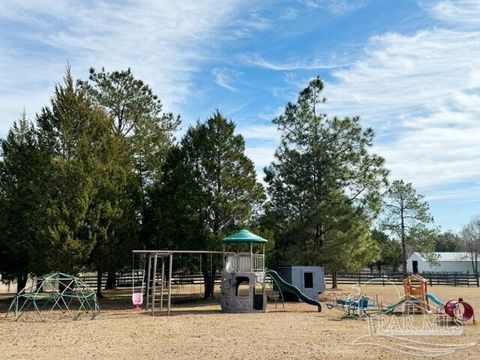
131 250 223 315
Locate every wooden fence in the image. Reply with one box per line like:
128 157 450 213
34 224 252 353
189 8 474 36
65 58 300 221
2 271 478 294
79 272 222 289
79 271 480 290
324 271 480 287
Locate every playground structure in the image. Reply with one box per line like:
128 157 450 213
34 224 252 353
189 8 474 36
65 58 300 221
267 269 321 311
132 229 323 315
389 275 475 323
4 272 100 321
131 249 222 315
384 274 467 318
444 298 475 322
274 266 325 300
328 274 475 322
221 229 267 312
326 294 384 318
402 273 429 314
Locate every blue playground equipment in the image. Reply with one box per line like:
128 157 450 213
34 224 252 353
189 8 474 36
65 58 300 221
327 294 383 318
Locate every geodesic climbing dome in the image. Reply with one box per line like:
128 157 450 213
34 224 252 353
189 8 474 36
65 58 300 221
4 272 100 321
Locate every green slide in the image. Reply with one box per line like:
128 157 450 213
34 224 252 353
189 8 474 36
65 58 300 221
267 269 322 312
426 293 444 306
386 298 405 313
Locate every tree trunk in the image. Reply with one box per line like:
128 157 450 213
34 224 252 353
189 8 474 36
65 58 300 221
16 272 28 294
316 223 324 250
203 270 215 300
202 254 215 300
105 272 116 290
472 252 479 274
331 271 338 289
96 270 104 299
400 204 407 275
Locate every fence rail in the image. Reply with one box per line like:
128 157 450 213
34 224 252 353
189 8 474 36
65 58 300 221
80 271 480 288
324 271 480 287
3 270 478 294
79 272 222 289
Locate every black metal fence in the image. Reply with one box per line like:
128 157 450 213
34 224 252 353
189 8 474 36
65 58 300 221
324 271 480 287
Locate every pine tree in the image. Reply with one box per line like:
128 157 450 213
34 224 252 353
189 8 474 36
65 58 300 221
152 112 265 298
78 68 180 286
382 180 436 273
264 77 388 286
78 67 180 185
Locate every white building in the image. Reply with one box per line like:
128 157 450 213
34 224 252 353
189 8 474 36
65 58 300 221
406 252 477 273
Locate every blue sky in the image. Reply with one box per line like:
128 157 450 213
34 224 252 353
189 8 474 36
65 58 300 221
0 0 479 231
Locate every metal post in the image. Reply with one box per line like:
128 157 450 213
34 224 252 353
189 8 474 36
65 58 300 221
261 244 266 310
146 255 152 310
160 257 165 311
132 255 135 291
152 253 158 315
250 243 253 272
168 253 173 316
262 244 265 270
222 245 225 270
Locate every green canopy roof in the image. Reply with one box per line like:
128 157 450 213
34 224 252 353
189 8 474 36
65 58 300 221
223 229 268 244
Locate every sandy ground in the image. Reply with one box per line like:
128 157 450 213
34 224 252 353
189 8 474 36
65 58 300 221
0 284 479 360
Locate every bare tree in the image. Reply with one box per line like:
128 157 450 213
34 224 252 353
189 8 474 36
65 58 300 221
461 216 480 274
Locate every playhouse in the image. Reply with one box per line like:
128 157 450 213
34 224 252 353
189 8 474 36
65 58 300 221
274 266 325 301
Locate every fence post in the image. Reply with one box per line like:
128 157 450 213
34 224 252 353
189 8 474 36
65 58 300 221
429 273 432 287
358 273 361 285
454 273 457 287
382 273 385 287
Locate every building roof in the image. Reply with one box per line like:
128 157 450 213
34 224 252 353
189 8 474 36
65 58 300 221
223 229 268 244
410 252 472 262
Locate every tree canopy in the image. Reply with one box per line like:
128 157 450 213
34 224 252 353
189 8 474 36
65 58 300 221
382 180 436 273
0 71 453 294
264 77 388 286
148 112 264 297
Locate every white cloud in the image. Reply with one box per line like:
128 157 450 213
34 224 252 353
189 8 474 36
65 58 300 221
245 145 277 172
0 0 254 134
240 53 349 71
212 68 240 92
306 0 371 14
423 0 480 27
238 125 280 141
322 21 480 191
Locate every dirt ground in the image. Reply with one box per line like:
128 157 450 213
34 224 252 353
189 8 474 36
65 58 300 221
0 284 479 360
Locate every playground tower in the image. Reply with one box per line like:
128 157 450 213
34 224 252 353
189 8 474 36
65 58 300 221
403 273 430 314
221 229 267 313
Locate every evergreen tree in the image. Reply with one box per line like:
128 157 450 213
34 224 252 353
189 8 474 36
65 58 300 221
435 231 463 252
36 70 136 294
382 180 436 273
0 116 51 291
264 77 388 286
78 68 180 285
152 112 265 298
370 229 402 272
78 67 179 185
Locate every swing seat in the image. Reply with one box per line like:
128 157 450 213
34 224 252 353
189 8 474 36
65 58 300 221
132 292 144 311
